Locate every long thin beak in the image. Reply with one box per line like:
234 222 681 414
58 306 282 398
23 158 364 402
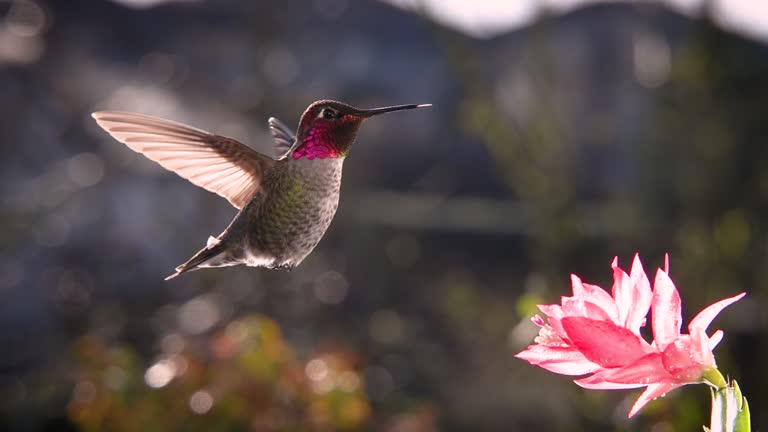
357 103 432 118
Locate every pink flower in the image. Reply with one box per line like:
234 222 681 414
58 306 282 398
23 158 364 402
516 255 653 375
516 254 745 417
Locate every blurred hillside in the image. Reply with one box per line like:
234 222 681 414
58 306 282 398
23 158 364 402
0 0 766 431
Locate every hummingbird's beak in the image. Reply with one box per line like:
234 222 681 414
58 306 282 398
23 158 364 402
357 103 432 118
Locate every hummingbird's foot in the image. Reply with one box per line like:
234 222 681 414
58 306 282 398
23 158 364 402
270 263 295 272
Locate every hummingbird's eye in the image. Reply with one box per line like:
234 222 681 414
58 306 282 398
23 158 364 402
321 107 341 120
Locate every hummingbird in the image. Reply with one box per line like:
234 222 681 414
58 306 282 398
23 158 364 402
92 100 430 280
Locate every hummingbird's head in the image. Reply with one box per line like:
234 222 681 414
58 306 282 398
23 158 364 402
292 100 431 160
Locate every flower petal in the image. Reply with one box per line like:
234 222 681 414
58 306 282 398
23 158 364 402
537 303 563 319
652 269 682 350
628 382 682 418
574 375 647 390
688 292 746 334
531 315 546 327
625 254 652 332
660 331 713 382
573 358 659 389
708 330 724 350
611 257 632 319
561 317 648 368
538 304 568 339
577 352 671 386
562 297 614 323
572 274 618 321
515 344 602 375
691 328 715 367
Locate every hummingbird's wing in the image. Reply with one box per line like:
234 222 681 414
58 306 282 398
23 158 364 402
92 111 274 210
268 117 296 160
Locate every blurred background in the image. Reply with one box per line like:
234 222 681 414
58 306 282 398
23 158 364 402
0 0 766 430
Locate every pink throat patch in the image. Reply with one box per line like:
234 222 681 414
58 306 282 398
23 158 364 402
292 126 342 159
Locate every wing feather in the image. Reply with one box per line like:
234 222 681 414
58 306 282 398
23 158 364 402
268 116 297 159
92 111 274 209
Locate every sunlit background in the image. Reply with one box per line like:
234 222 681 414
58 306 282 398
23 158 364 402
1 0 766 430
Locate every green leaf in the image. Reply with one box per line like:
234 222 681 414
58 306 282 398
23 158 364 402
734 382 750 432
709 380 750 432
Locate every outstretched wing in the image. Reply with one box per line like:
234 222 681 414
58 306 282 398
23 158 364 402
268 116 297 160
92 111 274 209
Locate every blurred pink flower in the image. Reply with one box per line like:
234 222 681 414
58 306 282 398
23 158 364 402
516 254 745 417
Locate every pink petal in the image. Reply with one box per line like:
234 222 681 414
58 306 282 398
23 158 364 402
688 292 746 334
538 304 568 339
660 331 713 382
652 269 682 350
574 375 647 390
537 303 563 319
571 274 618 321
692 328 714 364
611 256 651 333
561 317 648 368
625 254 652 333
583 301 614 322
577 352 672 386
561 297 588 317
611 257 631 313
709 330 723 350
561 297 614 327
570 274 587 297
628 382 681 418
515 345 602 375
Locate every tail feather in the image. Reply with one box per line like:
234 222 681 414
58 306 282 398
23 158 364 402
165 239 227 281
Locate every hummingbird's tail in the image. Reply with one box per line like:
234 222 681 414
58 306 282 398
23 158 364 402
165 236 228 281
